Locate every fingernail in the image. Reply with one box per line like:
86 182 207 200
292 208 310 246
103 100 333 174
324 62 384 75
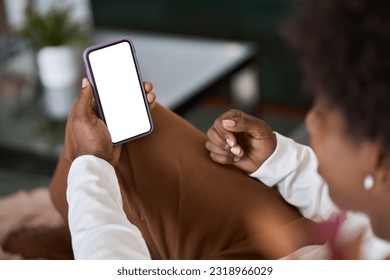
226 138 234 148
81 78 88 89
230 146 241 156
223 120 235 128
234 157 240 162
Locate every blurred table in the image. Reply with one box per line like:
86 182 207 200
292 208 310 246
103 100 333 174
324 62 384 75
94 29 257 111
0 29 256 171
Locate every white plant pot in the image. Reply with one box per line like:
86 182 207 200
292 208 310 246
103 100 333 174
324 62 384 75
37 45 80 89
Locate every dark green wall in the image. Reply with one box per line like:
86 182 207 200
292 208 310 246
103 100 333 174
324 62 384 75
91 0 309 107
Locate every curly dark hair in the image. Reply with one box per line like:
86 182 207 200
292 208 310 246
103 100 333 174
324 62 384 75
285 0 390 154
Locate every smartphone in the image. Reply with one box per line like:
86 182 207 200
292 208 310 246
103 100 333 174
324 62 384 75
83 38 153 145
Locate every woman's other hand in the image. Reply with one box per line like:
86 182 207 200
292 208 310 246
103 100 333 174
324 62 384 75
206 109 276 173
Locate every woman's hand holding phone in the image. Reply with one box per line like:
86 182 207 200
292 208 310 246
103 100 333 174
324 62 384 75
70 78 156 167
84 39 153 145
143 82 156 110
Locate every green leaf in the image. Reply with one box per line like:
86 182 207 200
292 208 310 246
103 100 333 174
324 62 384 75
17 5 87 50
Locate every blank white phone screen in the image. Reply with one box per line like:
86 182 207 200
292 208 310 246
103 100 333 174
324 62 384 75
88 41 151 144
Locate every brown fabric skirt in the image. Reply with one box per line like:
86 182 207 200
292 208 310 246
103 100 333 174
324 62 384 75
47 103 315 260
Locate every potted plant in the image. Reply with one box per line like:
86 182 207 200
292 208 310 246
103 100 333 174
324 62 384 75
18 5 88 89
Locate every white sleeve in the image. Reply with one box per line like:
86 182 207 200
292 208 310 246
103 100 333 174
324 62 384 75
250 133 339 222
67 155 151 260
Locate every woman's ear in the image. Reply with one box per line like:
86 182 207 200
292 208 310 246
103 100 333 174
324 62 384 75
374 151 390 192
369 151 390 241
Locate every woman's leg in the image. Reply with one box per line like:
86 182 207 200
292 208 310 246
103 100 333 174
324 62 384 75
50 103 314 259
